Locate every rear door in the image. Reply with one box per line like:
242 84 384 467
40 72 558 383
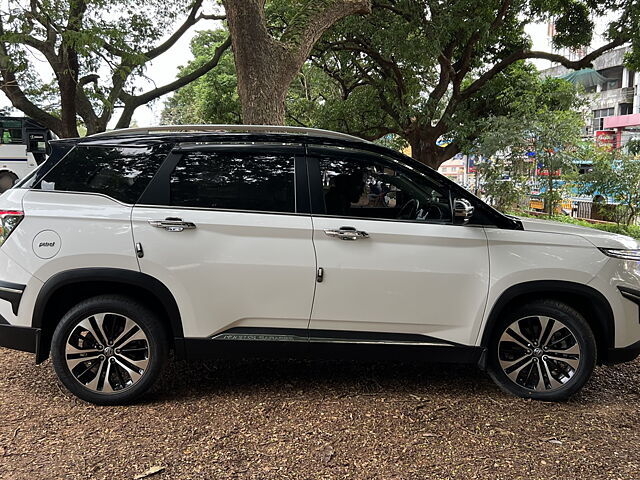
131 144 317 340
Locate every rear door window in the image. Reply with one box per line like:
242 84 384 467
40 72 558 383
36 145 170 204
170 151 296 213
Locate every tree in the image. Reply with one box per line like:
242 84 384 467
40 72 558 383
578 147 640 225
529 110 584 215
161 29 338 127
308 0 636 169
626 139 640 155
161 29 241 125
221 0 371 125
471 67 584 213
0 0 229 137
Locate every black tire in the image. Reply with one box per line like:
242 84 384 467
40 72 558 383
0 172 18 193
487 299 596 401
51 295 168 405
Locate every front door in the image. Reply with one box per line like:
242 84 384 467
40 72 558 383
132 145 316 340
307 149 490 346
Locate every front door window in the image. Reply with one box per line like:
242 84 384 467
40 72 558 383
318 156 453 223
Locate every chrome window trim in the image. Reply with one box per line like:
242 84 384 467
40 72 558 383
133 203 312 217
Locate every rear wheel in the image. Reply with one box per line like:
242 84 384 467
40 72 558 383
487 300 596 401
51 295 168 405
0 172 18 193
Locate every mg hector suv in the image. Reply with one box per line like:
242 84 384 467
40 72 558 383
0 125 639 405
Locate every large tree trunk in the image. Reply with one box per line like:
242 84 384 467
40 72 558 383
407 121 460 170
223 0 370 125
226 22 293 124
58 69 80 137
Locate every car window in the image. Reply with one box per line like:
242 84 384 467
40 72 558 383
35 145 169 204
170 151 295 213
318 155 452 223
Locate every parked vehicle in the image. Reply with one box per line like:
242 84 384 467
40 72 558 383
0 117 52 192
0 125 639 405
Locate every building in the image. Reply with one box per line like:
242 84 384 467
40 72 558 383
541 45 640 149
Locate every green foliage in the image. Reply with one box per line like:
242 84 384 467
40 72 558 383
476 157 529 211
510 210 640 240
472 68 584 216
552 0 594 48
302 0 624 167
626 139 640 155
0 0 207 134
161 30 240 125
529 109 584 215
577 146 640 225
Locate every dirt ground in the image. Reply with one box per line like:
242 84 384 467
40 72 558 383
0 348 639 480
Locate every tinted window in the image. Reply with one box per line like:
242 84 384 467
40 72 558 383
170 151 295 213
37 145 169 204
318 155 452 223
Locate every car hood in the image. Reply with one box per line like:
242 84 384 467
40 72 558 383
516 217 640 249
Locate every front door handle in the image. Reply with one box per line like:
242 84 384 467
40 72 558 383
324 226 369 241
148 218 197 232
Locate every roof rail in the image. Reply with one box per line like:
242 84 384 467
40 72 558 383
88 124 369 143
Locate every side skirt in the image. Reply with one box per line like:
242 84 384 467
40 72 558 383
177 327 484 364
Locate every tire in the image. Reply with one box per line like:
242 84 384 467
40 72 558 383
487 299 596 401
51 295 168 405
0 172 18 193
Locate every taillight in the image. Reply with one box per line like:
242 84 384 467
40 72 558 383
0 210 23 246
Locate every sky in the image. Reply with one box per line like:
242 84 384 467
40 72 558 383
0 13 614 130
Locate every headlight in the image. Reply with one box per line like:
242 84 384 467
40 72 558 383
599 248 640 260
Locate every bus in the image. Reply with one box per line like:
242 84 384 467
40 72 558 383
0 116 53 192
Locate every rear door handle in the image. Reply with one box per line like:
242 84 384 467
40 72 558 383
324 226 369 241
148 218 197 232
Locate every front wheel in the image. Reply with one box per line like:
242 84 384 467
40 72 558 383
51 295 168 405
487 300 596 401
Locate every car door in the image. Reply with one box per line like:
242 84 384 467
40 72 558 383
131 144 317 341
307 147 490 346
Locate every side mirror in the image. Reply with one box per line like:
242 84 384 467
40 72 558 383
454 198 475 225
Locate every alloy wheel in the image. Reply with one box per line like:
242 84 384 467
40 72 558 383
497 315 581 391
64 313 150 394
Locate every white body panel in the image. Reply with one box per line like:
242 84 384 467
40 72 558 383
0 175 638 355
309 217 489 345
131 207 317 338
587 257 640 348
11 190 138 281
0 189 137 327
483 221 640 349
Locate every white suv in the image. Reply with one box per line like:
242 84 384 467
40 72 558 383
0 125 639 405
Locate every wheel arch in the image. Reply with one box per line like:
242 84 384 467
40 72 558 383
32 268 184 363
479 280 614 366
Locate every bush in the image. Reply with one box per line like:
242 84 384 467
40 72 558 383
509 211 640 240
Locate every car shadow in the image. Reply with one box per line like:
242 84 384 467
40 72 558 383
152 356 500 402
149 356 640 406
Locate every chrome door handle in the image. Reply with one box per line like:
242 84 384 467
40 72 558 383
324 226 369 241
148 218 197 232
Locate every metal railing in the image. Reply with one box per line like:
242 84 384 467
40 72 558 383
88 124 369 143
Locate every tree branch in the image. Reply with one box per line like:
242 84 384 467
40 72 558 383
460 38 628 102
144 0 204 60
281 0 371 59
116 36 232 128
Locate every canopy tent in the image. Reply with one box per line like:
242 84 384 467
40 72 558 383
559 68 612 88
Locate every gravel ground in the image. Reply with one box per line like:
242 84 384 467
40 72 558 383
1 348 639 480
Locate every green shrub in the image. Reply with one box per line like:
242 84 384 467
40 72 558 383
509 211 640 240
